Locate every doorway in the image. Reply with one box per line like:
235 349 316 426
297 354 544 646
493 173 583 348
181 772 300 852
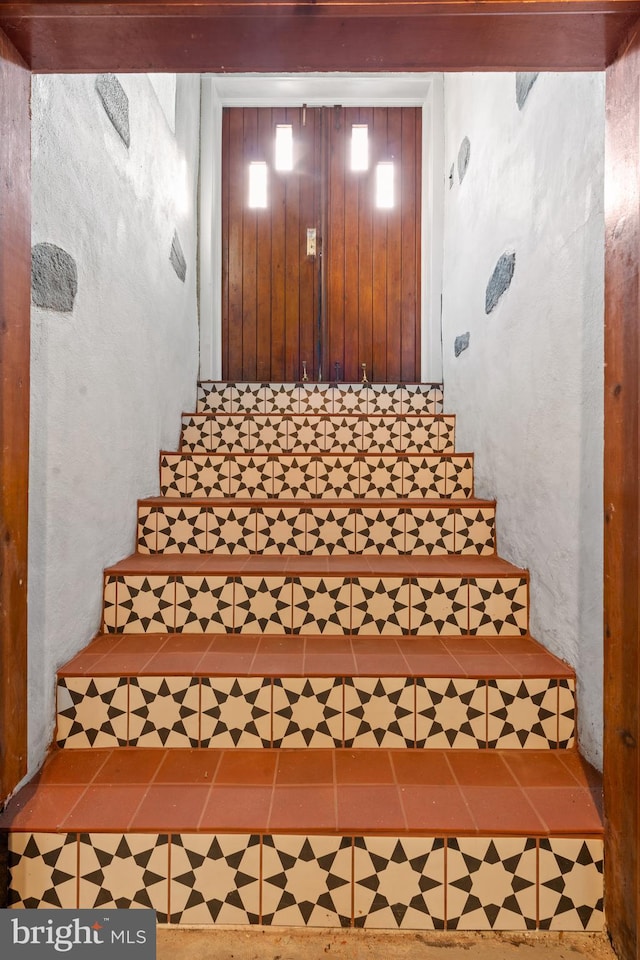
221 105 421 382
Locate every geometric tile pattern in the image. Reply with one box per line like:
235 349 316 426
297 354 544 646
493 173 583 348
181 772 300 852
409 578 468 634
272 678 344 748
469 578 528 635
351 579 411 635
487 679 565 749
446 838 538 930
55 675 573 752
558 679 577 749
78 833 170 917
344 678 416 748
138 504 500 557
261 835 353 927
197 382 445 416
8 833 79 908
455 508 496 555
56 677 128 748
160 453 476 500
103 573 528 636
8 833 603 929
404 509 456 555
181 415 451 455
175 576 235 633
353 836 445 928
200 677 272 748
416 678 487 749
168 834 261 924
128 676 200 747
538 839 604 931
156 506 207 554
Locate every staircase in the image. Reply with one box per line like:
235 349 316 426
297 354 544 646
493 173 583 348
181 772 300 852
1 381 603 931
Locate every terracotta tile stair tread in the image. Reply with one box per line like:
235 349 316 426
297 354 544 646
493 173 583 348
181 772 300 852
59 633 572 679
183 412 450 419
140 496 496 509
160 449 473 460
106 553 524 577
0 748 601 837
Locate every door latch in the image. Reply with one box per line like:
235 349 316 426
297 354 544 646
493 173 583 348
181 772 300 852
306 228 317 258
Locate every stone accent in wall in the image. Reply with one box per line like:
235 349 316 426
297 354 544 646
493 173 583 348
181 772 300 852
31 243 78 312
95 74 130 148
170 230 187 282
457 137 471 183
485 252 516 314
516 74 539 111
454 333 470 357
449 163 455 189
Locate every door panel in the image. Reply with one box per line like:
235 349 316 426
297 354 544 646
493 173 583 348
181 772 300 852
325 106 421 382
222 106 421 382
222 106 320 381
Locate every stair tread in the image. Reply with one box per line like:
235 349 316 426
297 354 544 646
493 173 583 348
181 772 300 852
60 633 572 679
106 553 525 576
0 748 601 837
140 496 496 509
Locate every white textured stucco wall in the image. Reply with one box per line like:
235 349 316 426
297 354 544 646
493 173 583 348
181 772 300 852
28 74 201 775
442 73 605 768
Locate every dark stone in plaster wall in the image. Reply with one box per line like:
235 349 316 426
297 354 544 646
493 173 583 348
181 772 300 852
449 163 455 189
170 230 187 282
95 74 130 148
485 252 516 314
457 137 471 183
31 243 78 312
454 332 470 357
516 73 539 110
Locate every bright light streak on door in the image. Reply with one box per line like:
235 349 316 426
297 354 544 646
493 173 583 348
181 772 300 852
248 161 268 208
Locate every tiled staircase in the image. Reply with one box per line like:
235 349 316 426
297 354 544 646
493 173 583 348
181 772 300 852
1 382 603 931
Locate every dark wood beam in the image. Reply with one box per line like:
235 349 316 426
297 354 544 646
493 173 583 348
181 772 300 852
0 28 30 805
604 19 640 960
1 0 640 71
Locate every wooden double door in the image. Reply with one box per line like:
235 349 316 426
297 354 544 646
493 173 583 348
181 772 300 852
222 106 421 382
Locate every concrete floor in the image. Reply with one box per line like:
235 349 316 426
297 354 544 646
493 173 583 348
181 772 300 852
157 927 617 960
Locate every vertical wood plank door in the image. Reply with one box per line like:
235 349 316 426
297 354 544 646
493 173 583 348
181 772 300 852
222 106 321 382
222 106 421 382
325 106 421 382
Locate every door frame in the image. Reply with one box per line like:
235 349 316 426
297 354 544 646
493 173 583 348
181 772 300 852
199 74 444 383
1 4 640 956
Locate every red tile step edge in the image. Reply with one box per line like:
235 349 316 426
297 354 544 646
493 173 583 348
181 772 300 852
0 748 602 837
59 633 573 680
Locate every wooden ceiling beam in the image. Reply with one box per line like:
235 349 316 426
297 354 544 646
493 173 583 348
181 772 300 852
2 0 640 71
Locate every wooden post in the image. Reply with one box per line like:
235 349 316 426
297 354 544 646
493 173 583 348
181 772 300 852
604 20 640 960
0 28 30 805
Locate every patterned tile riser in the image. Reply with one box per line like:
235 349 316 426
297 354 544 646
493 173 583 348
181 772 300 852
138 505 495 556
196 383 445 416
181 415 455 455
159 455 474 500
102 575 528 636
55 676 575 750
8 833 603 932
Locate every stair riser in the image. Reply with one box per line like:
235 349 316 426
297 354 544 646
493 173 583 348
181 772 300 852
55 675 576 750
138 505 495 556
160 454 474 499
198 382 444 416
103 574 528 636
182 415 455 455
8 832 603 931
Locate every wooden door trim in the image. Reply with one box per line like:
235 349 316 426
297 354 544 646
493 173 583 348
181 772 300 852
199 76 444 382
1 4 640 957
0 27 30 804
604 21 640 959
